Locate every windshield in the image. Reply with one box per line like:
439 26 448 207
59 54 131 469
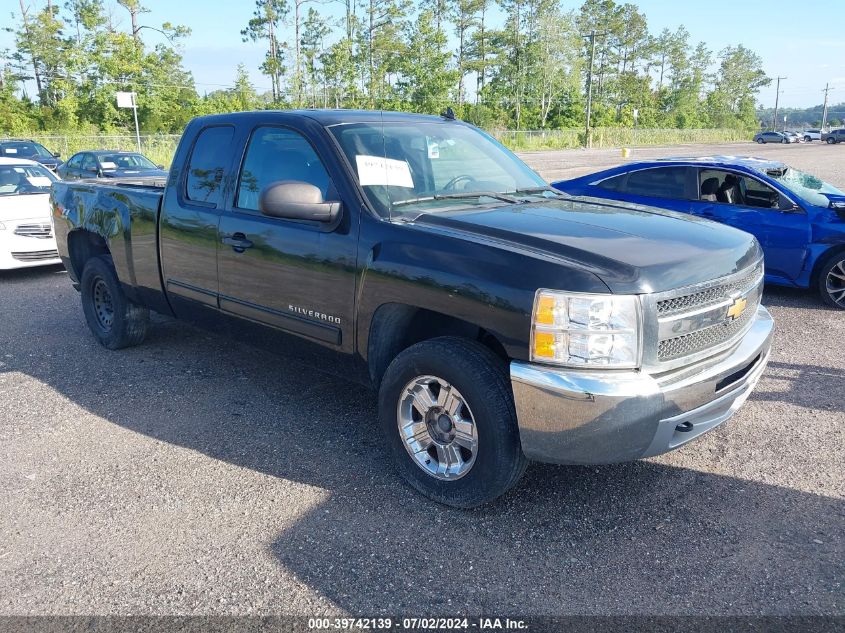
99 153 158 170
764 166 844 207
328 120 547 218
0 142 53 159
0 164 57 196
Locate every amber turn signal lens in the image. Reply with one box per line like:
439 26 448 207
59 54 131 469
533 331 556 358
535 295 556 325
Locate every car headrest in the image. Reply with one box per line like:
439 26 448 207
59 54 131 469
701 178 720 195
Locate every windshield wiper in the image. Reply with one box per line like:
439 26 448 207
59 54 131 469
391 191 520 208
513 186 566 197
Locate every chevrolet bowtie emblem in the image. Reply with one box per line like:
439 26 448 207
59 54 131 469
727 296 748 320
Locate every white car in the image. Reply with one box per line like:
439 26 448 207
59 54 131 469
0 157 62 270
803 129 822 142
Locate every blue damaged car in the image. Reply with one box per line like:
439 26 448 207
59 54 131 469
552 156 845 309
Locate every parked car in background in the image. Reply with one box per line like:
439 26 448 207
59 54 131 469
821 129 845 144
803 129 822 142
0 139 62 172
0 157 62 270
753 131 790 144
57 150 167 181
783 131 802 143
551 156 845 308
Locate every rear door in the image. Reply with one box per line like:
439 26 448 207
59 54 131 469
216 123 358 356
159 124 236 321
691 168 811 281
594 166 696 212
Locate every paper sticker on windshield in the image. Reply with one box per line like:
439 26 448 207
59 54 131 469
26 176 52 187
99 161 118 170
427 138 440 159
356 155 414 188
5 148 17 154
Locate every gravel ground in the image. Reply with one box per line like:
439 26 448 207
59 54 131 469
0 141 842 618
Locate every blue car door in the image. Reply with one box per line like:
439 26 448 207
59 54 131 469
691 169 811 282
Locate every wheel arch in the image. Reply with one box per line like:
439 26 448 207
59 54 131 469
366 303 510 389
810 244 845 286
67 229 111 282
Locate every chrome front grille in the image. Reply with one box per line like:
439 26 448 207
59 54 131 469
14 223 53 239
658 283 761 361
644 261 765 369
657 263 763 317
11 249 59 262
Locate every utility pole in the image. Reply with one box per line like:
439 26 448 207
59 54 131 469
772 76 786 131
583 31 605 148
821 83 832 130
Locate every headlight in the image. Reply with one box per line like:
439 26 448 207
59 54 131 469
531 290 641 368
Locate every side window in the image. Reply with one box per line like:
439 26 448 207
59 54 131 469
236 126 331 212
186 126 235 206
597 173 626 192
622 167 689 198
66 154 82 168
81 154 97 171
699 169 781 209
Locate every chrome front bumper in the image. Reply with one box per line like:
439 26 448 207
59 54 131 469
510 306 774 464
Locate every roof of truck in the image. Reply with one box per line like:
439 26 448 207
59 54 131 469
194 109 456 127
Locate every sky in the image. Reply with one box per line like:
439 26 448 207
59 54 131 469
2 0 844 111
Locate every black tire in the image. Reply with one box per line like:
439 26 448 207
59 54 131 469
804 136 812 142
817 251 845 310
827 137 836 144
378 336 528 508
757 138 765 144
80 256 150 349
781 137 788 144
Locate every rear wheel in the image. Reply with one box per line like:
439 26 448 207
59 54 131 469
804 135 812 142
80 256 149 349
757 138 765 144
818 252 845 309
378 337 527 508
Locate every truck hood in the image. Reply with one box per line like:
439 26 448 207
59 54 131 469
0 193 52 223
414 197 761 294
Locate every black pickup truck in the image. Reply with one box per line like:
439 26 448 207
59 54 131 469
51 110 774 507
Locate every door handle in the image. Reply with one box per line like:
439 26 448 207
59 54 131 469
222 232 254 252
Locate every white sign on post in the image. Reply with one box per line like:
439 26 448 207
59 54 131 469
115 91 135 108
116 91 141 153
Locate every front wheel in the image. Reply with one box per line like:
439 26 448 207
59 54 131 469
378 337 527 508
781 138 788 144
804 136 812 142
827 137 836 144
80 256 150 349
818 252 845 309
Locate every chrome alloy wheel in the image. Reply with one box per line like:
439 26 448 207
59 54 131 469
826 258 845 307
397 376 479 480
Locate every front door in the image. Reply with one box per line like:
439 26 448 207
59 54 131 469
216 125 358 359
691 169 811 281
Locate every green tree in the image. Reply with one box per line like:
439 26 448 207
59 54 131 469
241 0 288 102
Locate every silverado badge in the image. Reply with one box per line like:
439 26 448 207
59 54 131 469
726 296 748 321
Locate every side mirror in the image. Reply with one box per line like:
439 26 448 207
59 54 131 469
53 152 61 158
259 181 340 223
157 164 165 170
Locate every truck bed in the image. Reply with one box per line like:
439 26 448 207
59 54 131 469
51 178 168 312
